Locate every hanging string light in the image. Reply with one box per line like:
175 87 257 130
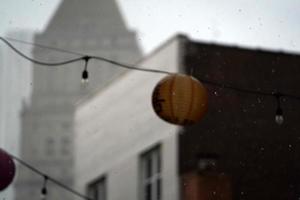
274 93 284 125
40 175 48 200
0 37 171 75
0 36 300 125
0 34 299 199
81 56 90 84
8 153 93 200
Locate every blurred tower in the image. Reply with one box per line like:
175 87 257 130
0 30 33 200
15 0 141 199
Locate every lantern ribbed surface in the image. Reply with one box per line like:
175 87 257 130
152 74 208 125
0 148 16 191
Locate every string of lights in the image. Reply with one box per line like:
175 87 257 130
9 153 93 200
1 36 300 125
200 79 290 124
1 36 299 98
0 36 299 197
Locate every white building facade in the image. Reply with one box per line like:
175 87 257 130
75 35 187 200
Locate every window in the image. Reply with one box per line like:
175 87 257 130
140 146 161 200
61 137 71 155
46 138 54 156
87 177 106 200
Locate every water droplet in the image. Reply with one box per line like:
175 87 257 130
282 97 287 102
257 98 262 103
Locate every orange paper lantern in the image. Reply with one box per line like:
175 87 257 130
152 74 208 125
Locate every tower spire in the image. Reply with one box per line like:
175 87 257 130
44 0 128 34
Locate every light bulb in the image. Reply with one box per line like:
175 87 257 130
275 114 284 125
40 193 46 200
81 70 89 84
275 107 283 125
81 78 89 84
40 176 48 200
40 187 47 200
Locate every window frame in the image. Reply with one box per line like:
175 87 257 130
86 175 107 200
139 144 162 200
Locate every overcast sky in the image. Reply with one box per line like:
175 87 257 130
0 0 300 54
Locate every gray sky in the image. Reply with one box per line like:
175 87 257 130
0 0 300 53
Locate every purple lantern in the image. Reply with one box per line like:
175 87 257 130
0 148 16 191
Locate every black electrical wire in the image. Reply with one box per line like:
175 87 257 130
3 36 84 56
200 79 300 101
0 37 84 66
0 36 172 74
200 78 274 97
9 154 93 200
91 55 174 75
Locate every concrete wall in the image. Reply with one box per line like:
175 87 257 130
75 35 187 200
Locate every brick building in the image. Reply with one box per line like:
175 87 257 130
180 37 300 200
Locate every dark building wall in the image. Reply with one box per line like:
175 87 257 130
179 41 300 200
